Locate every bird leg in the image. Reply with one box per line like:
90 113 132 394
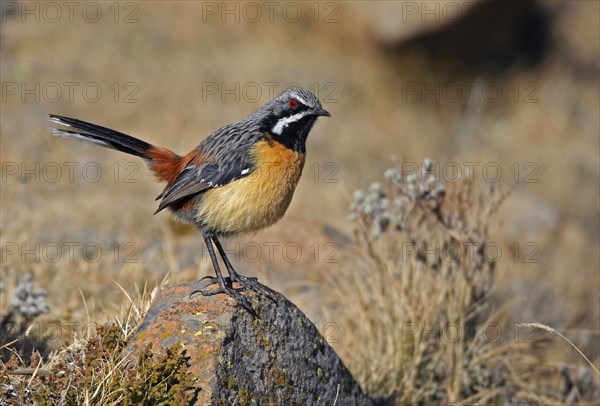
212 236 275 301
190 235 257 317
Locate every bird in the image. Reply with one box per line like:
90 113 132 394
49 87 330 317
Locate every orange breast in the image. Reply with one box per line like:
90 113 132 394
195 139 305 236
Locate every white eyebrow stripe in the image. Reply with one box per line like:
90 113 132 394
292 95 310 106
271 111 309 135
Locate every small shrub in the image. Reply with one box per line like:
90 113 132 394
327 160 581 404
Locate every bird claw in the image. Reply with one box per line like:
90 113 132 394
229 273 275 302
199 285 258 318
198 275 232 287
196 273 275 302
190 279 258 318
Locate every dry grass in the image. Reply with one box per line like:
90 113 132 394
324 163 598 403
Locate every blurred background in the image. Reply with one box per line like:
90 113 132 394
1 0 598 401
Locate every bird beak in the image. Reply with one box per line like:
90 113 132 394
313 107 331 117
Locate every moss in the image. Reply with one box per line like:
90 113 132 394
269 368 294 399
120 344 196 405
237 388 252 406
251 319 271 351
218 366 255 405
274 369 288 386
12 324 198 405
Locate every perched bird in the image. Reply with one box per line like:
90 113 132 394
49 87 330 316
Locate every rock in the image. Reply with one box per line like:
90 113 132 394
127 283 372 405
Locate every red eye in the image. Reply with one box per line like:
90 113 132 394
289 99 298 109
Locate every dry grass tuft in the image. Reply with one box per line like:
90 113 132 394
325 161 598 404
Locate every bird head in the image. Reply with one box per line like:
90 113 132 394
256 87 330 153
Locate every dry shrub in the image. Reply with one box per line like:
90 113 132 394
326 161 585 404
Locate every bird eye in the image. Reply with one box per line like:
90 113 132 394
289 99 298 109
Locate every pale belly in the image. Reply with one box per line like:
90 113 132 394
194 140 305 236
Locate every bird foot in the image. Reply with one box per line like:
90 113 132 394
229 273 275 302
197 273 275 302
190 282 257 318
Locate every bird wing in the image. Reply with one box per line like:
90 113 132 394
155 120 262 214
154 158 254 214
